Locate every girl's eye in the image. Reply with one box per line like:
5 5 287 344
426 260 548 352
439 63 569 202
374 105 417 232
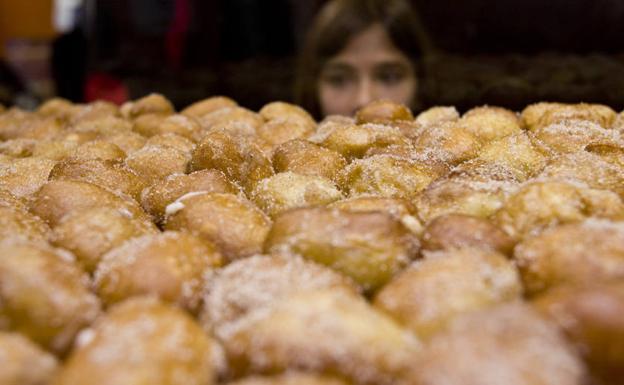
376 69 406 85
322 72 354 88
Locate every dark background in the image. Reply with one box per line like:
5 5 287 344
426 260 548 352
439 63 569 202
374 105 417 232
53 0 624 112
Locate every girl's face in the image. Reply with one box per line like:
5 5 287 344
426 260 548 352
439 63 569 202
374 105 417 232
318 23 417 117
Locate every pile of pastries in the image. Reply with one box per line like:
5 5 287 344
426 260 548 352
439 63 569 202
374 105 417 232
1 95 623 385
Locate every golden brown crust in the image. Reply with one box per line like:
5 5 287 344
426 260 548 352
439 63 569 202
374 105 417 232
0 240 101 354
421 214 515 255
374 248 521 339
355 100 414 125
0 331 59 385
94 231 222 313
272 139 348 182
181 96 238 118
52 297 216 385
265 207 419 291
165 192 271 261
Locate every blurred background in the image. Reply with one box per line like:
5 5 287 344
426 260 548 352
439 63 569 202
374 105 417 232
1 0 624 112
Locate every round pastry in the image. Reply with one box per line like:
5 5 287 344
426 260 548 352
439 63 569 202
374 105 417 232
404 303 586 385
94 231 222 313
338 154 441 200
0 157 57 197
328 196 423 235
52 297 216 385
251 172 343 217
222 289 421 385
49 158 148 202
101 130 147 155
318 123 410 160
189 128 273 194
52 206 158 273
125 144 190 184
181 96 238 118
30 138 79 160
0 331 59 385
475 132 547 181
120 93 175 119
374 248 521 339
165 192 271 261
68 140 126 162
412 121 481 165
533 283 624 385
140 169 239 223
529 103 616 131
198 106 264 134
514 219 624 296
0 205 51 243
493 181 624 240
531 119 621 155
37 97 77 120
0 138 37 157
155 114 203 142
421 213 515 255
256 118 315 149
145 133 196 155
70 100 120 123
457 105 522 143
585 142 624 169
415 106 459 127
132 113 168 137
70 115 132 138
271 139 347 183
201 254 359 339
259 101 315 126
0 240 101 354
30 179 149 227
265 207 420 291
355 99 414 125
521 102 563 131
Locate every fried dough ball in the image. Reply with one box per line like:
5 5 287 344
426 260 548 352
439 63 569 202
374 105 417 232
141 169 239 222
521 102 563 131
0 138 37 157
0 331 59 385
155 114 203 141
317 123 410 160
120 93 175 118
475 132 547 180
132 113 167 137
0 187 26 210
374 249 521 339
49 158 148 202
70 101 120 123
31 180 148 227
421 214 515 255
457 105 522 143
257 118 315 148
265 207 419 291
201 254 359 339
222 289 421 385
412 121 481 165
272 139 347 182
338 154 441 200
533 283 624 384
189 129 273 193
493 181 624 240
52 206 158 273
259 101 315 126
102 130 147 154
527 102 617 131
165 192 271 261
355 99 413 125
405 303 586 385
70 115 132 138
414 169 519 223
145 132 196 155
94 231 222 312
0 157 57 197
415 106 459 126
53 297 216 385
538 151 624 198
8 117 65 140
181 96 238 118
0 240 101 353
199 106 264 133
226 373 348 385
30 138 79 160
126 144 190 183
0 205 51 243
68 140 126 162
585 142 624 169
328 196 423 235
37 97 76 120
251 172 343 217
531 119 622 155
514 220 624 296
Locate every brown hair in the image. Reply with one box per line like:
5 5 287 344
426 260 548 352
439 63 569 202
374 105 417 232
295 0 426 119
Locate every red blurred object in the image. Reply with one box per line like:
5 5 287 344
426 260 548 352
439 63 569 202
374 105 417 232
165 0 191 70
84 72 128 104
